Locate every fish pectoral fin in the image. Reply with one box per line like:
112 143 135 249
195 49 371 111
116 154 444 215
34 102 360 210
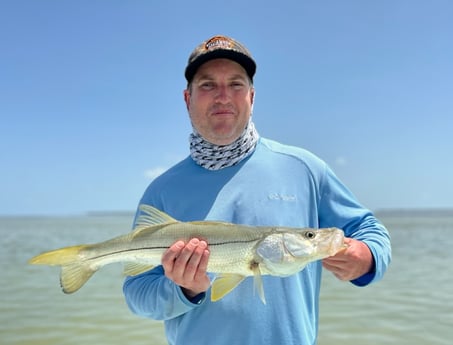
251 264 266 304
123 262 155 276
210 274 246 302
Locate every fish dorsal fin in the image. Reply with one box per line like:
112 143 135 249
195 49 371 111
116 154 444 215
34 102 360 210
135 204 178 227
211 274 246 302
131 205 179 239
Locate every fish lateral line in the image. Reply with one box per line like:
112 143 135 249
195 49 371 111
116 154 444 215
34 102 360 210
86 239 260 263
85 245 171 261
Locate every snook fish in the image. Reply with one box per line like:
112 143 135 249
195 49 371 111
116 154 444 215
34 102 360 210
29 205 346 303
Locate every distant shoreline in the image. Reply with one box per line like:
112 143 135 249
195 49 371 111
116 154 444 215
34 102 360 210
1 208 453 218
375 208 453 217
86 211 135 217
88 208 453 218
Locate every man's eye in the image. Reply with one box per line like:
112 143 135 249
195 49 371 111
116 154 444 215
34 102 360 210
200 82 215 90
231 82 245 89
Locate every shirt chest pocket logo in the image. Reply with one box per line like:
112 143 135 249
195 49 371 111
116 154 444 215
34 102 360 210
268 193 297 202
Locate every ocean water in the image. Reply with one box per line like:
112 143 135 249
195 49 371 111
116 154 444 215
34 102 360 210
1 211 451 345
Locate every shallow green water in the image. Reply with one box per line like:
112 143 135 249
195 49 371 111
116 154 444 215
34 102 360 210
1 213 451 344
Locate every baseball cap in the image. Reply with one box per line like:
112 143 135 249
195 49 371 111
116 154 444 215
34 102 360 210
184 35 256 83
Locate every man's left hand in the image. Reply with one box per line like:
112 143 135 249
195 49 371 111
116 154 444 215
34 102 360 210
322 237 374 281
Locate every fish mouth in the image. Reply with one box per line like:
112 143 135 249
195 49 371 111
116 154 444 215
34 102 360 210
328 231 346 256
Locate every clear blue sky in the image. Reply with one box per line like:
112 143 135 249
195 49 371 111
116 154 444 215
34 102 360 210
1 1 452 215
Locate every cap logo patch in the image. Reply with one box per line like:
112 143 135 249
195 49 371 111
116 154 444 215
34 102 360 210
205 36 233 51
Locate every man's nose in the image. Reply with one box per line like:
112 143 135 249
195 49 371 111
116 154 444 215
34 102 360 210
214 85 229 102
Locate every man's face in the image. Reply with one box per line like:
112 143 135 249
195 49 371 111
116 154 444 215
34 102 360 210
184 58 254 146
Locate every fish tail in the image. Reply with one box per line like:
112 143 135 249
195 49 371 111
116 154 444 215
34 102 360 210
29 245 95 294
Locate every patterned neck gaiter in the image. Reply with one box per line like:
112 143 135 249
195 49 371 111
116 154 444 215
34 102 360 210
189 120 259 170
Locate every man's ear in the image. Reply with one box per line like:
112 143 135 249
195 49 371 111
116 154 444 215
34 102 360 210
183 89 190 110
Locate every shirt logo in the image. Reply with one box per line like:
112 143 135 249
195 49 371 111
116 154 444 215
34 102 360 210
268 193 297 202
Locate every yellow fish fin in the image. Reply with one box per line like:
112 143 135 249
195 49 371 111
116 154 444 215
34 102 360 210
123 262 155 276
29 245 95 294
60 262 96 294
210 274 246 302
130 223 170 239
135 204 178 226
131 205 180 238
251 264 266 304
29 245 87 266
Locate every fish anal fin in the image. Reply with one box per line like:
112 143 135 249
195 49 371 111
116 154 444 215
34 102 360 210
60 262 96 294
211 274 246 302
123 262 154 276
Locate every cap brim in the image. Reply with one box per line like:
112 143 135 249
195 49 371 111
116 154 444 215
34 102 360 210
185 49 256 82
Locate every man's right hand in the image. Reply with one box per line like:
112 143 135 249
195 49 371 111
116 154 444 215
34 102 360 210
161 238 211 299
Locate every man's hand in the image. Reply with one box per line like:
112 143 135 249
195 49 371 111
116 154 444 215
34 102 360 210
322 237 374 281
161 238 211 298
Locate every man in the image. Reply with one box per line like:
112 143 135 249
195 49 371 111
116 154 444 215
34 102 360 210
123 35 391 345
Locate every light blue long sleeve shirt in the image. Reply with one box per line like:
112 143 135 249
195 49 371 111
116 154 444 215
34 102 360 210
123 138 391 345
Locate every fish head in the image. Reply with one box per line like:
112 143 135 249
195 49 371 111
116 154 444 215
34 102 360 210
255 227 345 276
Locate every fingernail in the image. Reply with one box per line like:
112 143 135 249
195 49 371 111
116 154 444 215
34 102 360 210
190 238 200 245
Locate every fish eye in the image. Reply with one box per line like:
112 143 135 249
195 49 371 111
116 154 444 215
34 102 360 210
304 231 316 239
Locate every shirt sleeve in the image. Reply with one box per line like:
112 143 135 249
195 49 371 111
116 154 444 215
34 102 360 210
318 164 392 286
123 265 206 320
